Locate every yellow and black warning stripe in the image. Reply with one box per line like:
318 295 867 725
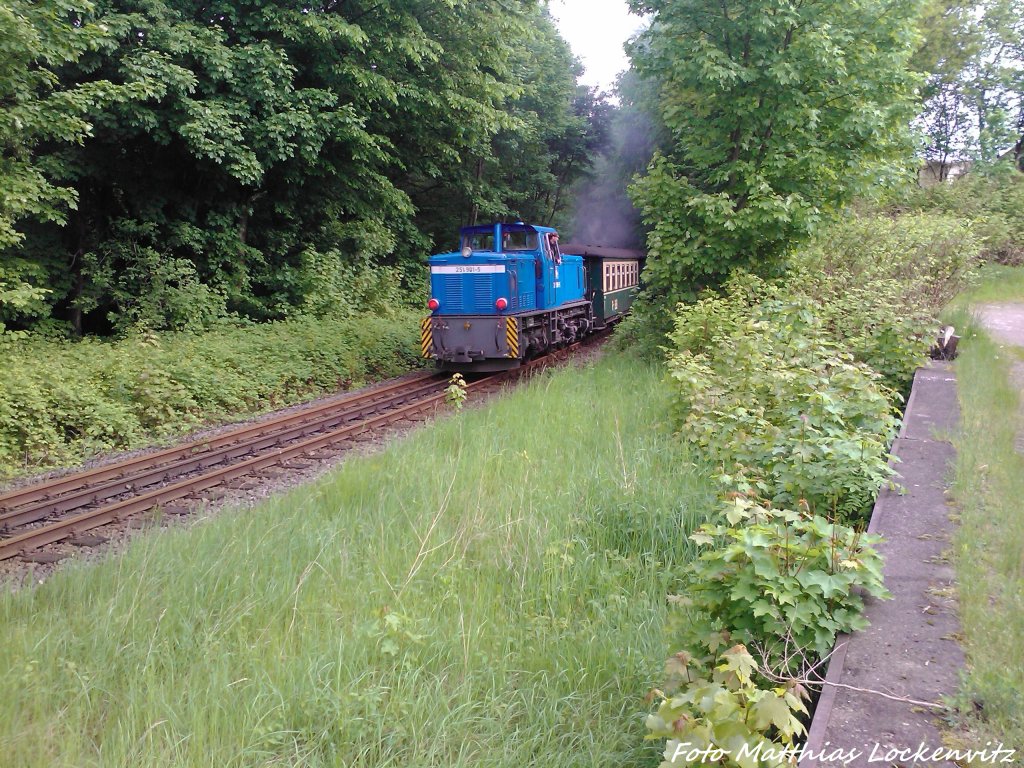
506 317 519 358
420 318 433 358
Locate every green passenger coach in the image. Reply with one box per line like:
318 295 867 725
561 243 644 329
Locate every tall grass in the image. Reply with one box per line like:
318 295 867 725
0 355 714 767
945 294 1024 754
949 263 1024 307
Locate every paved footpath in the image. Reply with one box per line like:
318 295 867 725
975 303 1024 453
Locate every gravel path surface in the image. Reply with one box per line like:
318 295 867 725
975 302 1024 347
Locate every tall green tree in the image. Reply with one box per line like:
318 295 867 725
969 0 1023 162
914 0 1024 169
413 10 611 240
627 0 922 298
911 0 979 176
0 0 147 326
1 0 601 334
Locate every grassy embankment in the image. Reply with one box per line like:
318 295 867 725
945 264 1024 753
0 312 423 482
0 355 715 768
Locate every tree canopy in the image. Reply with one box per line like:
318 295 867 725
915 0 1023 171
627 0 922 298
1 0 609 334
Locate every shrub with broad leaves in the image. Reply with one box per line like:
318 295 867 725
667 276 901 523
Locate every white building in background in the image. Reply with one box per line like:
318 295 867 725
918 159 973 186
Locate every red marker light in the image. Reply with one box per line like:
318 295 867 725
428 298 440 311
495 297 508 311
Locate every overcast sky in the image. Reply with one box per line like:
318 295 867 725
548 0 647 94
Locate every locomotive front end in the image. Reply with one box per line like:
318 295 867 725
422 222 594 372
421 223 528 372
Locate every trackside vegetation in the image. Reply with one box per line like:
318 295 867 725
0 357 718 768
1 0 610 336
635 199 980 764
626 0 921 298
0 312 421 480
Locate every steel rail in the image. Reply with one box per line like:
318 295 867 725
0 376 447 531
0 371 443 515
0 334 604 561
0 388 454 560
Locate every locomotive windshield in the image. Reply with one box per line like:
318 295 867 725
461 232 495 252
460 229 538 252
502 231 538 251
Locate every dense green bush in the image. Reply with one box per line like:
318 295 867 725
0 312 422 479
794 211 981 390
625 207 981 373
682 498 889 658
667 276 901 522
641 176 987 764
893 169 1024 265
646 641 808 767
644 496 887 764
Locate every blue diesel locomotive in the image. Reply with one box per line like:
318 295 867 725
421 222 642 371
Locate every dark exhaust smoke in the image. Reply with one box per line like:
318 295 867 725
567 100 659 250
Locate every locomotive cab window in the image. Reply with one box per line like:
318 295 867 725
461 232 495 252
503 231 538 251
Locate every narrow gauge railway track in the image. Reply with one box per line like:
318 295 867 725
0 338 601 564
0 372 451 563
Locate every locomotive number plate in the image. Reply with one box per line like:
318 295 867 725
431 265 506 274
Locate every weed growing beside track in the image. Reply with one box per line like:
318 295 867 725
0 356 716 768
